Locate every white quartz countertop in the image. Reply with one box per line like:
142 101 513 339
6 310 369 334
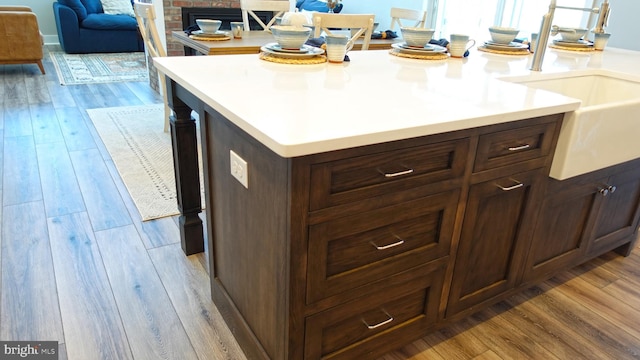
154 46 640 158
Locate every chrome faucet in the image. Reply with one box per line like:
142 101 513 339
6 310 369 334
530 0 610 71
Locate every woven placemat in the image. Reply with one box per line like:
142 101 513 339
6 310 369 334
477 46 530 56
259 52 327 65
388 49 448 60
549 44 595 52
189 34 231 41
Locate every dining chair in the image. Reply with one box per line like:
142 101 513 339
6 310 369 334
240 0 290 31
134 0 171 133
312 13 376 50
389 7 427 30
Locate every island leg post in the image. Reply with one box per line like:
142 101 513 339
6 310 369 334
167 78 204 255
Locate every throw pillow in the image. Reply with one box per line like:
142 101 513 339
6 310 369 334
100 0 135 17
58 0 88 21
80 0 103 14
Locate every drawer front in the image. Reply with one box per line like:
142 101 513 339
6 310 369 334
304 260 446 360
309 139 468 210
306 189 459 304
474 122 557 172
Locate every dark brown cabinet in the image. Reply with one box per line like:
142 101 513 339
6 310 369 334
523 159 640 283
447 169 546 316
587 162 640 256
200 105 639 359
522 180 598 282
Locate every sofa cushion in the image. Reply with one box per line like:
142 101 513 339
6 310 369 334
100 0 134 17
80 0 103 14
58 0 88 21
82 13 137 30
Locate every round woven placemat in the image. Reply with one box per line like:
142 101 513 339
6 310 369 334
189 34 231 41
477 46 530 56
388 49 448 60
549 44 595 52
259 52 327 65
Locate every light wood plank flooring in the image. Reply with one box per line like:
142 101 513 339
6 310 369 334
1 46 639 360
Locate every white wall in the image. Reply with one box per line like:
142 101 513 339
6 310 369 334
605 0 639 51
0 0 59 44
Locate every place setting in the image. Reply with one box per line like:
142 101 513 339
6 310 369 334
389 27 448 60
478 26 530 55
259 25 327 64
549 27 595 52
189 19 231 41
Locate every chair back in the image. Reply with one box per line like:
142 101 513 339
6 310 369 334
134 1 171 132
134 1 165 58
240 0 290 31
312 13 375 50
389 7 427 30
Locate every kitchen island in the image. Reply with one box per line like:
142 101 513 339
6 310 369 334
154 47 640 359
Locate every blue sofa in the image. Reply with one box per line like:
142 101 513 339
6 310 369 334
53 0 143 53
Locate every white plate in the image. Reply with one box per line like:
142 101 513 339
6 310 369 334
264 42 314 54
484 40 524 47
391 43 447 55
192 30 228 38
553 39 593 48
397 42 438 51
483 41 529 51
260 45 324 58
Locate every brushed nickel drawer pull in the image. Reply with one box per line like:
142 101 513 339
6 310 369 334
362 310 394 330
370 238 405 250
383 168 414 178
507 144 530 151
496 179 524 191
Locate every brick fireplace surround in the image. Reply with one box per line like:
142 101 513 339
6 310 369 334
163 0 241 56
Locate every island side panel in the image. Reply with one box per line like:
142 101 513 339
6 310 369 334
205 107 291 360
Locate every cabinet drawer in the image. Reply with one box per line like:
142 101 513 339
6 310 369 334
309 139 468 210
474 122 557 172
307 189 459 304
304 260 446 360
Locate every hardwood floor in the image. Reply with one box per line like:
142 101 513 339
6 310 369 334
1 46 639 360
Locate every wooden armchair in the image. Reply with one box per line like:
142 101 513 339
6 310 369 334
0 6 45 74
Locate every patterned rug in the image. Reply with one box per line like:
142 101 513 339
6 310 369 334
50 51 149 85
87 104 204 221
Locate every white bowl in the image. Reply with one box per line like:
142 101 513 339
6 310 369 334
196 19 222 34
558 27 588 42
489 26 519 44
400 27 435 47
270 25 312 50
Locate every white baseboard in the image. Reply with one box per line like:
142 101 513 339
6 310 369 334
43 34 60 45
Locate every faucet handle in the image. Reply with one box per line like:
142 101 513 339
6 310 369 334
551 25 559 36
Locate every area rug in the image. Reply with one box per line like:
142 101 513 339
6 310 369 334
50 51 149 85
87 104 204 221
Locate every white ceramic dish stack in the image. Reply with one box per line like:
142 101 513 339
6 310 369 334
196 19 222 34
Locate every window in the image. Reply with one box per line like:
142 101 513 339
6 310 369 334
430 0 596 42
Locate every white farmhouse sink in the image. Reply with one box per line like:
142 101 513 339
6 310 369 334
502 69 640 180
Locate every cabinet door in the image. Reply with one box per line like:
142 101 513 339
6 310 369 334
588 166 640 256
522 182 602 283
446 169 544 317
